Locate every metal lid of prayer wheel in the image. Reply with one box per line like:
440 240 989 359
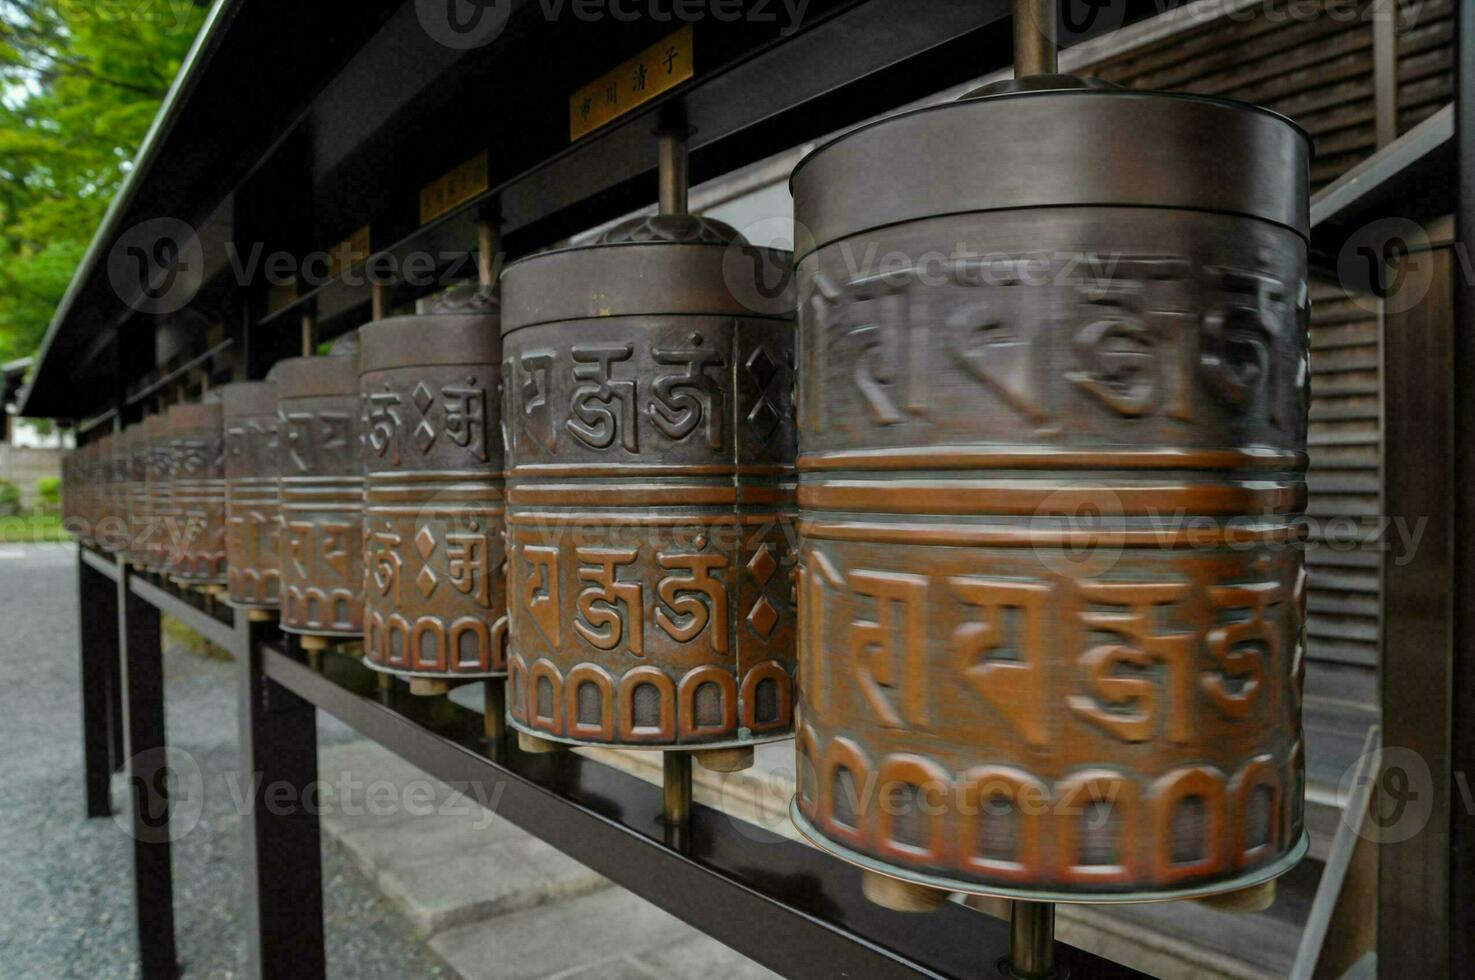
788 84 1311 903
499 222 799 751
791 87 1310 262
220 381 281 610
165 400 226 584
275 337 365 638
360 285 508 682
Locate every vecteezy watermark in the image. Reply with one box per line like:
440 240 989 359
1339 744 1433 845
55 0 202 34
107 217 204 315
1337 216 1436 316
415 0 514 50
416 0 813 49
536 0 812 34
113 746 206 844
112 747 508 842
717 761 1126 844
224 240 485 293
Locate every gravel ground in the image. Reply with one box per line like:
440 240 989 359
0 544 453 979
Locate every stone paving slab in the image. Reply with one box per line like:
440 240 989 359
314 722 779 978
429 887 781 980
374 835 610 937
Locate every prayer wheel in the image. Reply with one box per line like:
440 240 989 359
166 400 227 585
75 438 97 548
788 80 1311 903
360 285 508 688
100 432 128 553
123 421 152 566
145 414 175 572
220 381 282 610
60 448 75 540
275 336 364 641
500 214 798 760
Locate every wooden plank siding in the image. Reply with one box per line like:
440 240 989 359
1074 0 1448 794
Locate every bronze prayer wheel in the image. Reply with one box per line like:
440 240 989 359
75 438 96 547
360 286 508 684
500 216 798 753
144 414 174 573
74 439 95 547
123 421 152 566
221 381 282 610
59 448 75 539
275 337 364 639
100 432 128 553
166 401 227 584
788 83 1312 902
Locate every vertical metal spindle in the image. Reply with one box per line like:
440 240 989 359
658 127 690 217
655 133 694 825
1008 901 1056 979
477 213 501 288
300 311 315 358
663 750 693 826
372 280 390 322
1012 0 1057 78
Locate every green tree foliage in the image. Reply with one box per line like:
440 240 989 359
35 473 58 507
0 0 206 362
0 477 19 516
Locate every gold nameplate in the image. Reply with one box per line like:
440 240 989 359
267 277 299 315
570 25 694 142
420 150 490 225
327 225 371 280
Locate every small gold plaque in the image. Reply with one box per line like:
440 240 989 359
570 25 694 142
327 225 371 280
267 277 298 315
420 150 490 225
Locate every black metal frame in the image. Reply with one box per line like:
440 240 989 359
78 544 1145 980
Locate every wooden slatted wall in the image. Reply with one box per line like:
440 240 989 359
1397 0 1454 132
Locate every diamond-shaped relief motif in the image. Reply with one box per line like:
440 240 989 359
415 421 437 452
746 400 781 441
748 596 779 638
747 544 777 587
416 566 439 598
412 381 434 413
747 346 777 390
415 526 437 560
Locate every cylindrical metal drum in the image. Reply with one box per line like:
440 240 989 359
359 286 508 683
500 216 798 752
74 444 87 544
275 337 364 639
144 415 173 573
221 381 282 610
73 440 95 546
123 421 151 566
77 437 98 547
59 449 75 539
166 401 227 584
788 85 1311 902
100 432 127 552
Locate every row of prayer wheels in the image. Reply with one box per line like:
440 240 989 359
61 70 1311 911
